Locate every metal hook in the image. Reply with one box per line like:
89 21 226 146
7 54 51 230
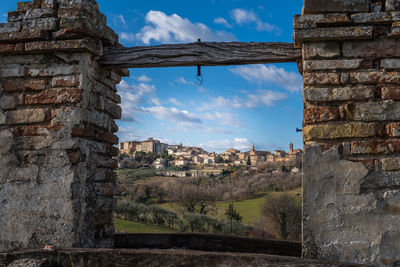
195 38 204 86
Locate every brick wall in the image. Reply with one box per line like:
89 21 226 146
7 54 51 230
0 0 127 249
295 0 400 266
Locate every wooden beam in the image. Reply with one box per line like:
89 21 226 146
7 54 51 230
100 42 301 69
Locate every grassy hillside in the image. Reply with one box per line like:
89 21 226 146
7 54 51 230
114 218 175 233
159 187 302 226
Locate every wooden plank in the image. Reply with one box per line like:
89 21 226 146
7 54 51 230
99 42 301 68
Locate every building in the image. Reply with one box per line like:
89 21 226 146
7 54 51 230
174 158 188 167
118 141 139 154
135 137 167 155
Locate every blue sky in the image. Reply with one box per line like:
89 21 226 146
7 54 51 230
1 0 304 153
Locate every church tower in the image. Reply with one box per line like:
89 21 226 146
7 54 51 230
289 143 294 154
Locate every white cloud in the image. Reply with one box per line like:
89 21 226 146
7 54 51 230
230 8 279 33
137 75 152 82
200 137 252 152
203 111 243 127
117 80 157 122
214 17 232 28
139 106 202 124
133 11 236 44
168 97 184 106
117 14 126 25
199 89 287 111
230 65 302 92
120 32 135 42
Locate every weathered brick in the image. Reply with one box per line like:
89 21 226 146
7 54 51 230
381 157 400 171
304 72 340 85
51 75 80 87
386 0 400 11
304 86 375 102
2 79 47 92
349 101 400 121
303 0 369 14
22 18 59 32
7 11 25 22
350 140 400 155
25 39 101 55
0 22 22 34
386 123 400 136
25 88 82 105
12 124 63 136
304 59 363 71
0 30 48 43
343 38 400 58
72 124 95 138
94 168 115 182
349 71 400 84
294 26 373 42
304 106 340 124
351 12 400 23
17 2 33 12
0 95 17 110
381 59 400 70
95 183 115 197
0 67 25 78
24 8 55 20
94 212 112 225
382 85 400 100
303 122 380 141
294 13 350 29
97 132 119 144
0 43 25 53
6 108 48 124
27 65 79 77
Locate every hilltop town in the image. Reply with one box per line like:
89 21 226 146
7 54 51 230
118 137 302 171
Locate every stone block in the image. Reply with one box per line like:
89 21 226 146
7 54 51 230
386 123 400 136
343 38 400 58
0 22 21 33
6 108 48 124
350 140 400 155
303 42 341 59
303 122 380 141
387 0 400 11
22 18 59 31
7 11 25 22
381 59 400 70
0 129 14 154
96 132 118 144
17 2 33 12
2 80 47 92
0 29 48 43
51 75 80 87
24 8 55 20
303 72 340 85
27 65 79 77
381 157 400 171
351 11 400 23
304 59 362 71
350 101 400 121
304 106 340 124
382 85 400 100
294 13 350 29
0 67 25 78
0 112 6 125
304 86 376 102
349 71 400 84
25 39 101 55
294 26 373 42
303 0 370 14
25 88 82 105
0 95 17 110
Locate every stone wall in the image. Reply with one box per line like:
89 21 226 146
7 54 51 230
295 0 400 266
0 0 126 249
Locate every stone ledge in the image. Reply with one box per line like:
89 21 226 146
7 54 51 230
303 0 370 14
0 248 368 267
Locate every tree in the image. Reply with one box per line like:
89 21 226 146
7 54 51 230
225 202 243 234
116 200 130 219
246 156 251 166
261 193 301 241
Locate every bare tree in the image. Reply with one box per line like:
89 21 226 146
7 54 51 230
261 193 301 241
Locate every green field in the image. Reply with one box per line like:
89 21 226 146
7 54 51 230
114 218 175 233
159 188 302 226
